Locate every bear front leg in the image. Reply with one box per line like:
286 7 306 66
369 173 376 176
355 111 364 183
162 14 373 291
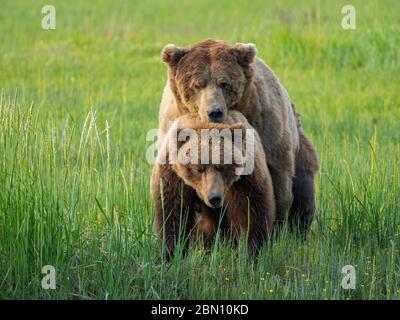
225 185 274 256
226 206 269 257
290 128 319 234
268 166 294 226
151 165 196 261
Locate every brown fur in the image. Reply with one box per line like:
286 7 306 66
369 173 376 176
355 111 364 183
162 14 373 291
151 112 275 259
289 112 320 232
158 39 319 232
193 202 217 246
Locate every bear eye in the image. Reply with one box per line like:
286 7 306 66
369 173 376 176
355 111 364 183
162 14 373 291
193 81 205 90
196 166 206 173
218 81 229 90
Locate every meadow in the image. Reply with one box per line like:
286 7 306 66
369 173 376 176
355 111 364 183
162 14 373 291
0 0 399 299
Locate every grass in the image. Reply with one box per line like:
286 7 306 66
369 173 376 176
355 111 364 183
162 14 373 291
0 0 399 299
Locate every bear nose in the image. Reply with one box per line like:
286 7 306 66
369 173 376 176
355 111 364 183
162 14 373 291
208 107 224 122
208 193 222 207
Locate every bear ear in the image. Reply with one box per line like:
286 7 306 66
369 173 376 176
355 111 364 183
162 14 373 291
232 43 258 67
228 123 244 137
230 123 244 130
174 127 197 151
161 44 187 66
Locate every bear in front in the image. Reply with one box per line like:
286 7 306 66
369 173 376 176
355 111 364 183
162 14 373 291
151 111 275 260
157 39 319 233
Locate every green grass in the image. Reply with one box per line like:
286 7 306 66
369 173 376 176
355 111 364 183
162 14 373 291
0 0 399 299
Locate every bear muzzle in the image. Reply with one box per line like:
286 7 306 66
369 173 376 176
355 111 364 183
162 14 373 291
207 106 224 122
208 192 223 208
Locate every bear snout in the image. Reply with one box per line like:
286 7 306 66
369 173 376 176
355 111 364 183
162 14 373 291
207 106 224 122
208 192 222 208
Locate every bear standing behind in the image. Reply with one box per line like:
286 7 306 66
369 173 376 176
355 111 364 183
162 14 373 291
151 111 275 259
157 39 319 233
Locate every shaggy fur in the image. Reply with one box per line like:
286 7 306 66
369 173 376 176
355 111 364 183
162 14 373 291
157 39 319 232
151 112 275 259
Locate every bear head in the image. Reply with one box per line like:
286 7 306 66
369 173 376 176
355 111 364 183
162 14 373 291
166 118 248 209
161 39 257 123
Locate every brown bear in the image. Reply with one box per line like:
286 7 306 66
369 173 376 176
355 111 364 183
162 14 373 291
157 39 319 233
151 111 275 259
